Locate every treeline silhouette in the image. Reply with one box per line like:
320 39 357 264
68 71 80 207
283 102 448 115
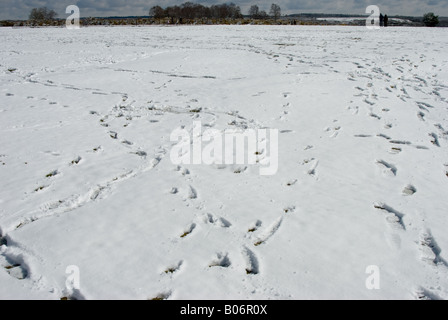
150 2 243 20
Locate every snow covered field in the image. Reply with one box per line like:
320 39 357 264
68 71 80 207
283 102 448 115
1 25 448 300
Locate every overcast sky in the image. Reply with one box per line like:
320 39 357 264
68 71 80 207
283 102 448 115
1 0 447 20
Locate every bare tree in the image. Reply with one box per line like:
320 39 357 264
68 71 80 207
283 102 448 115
149 6 164 19
259 10 268 19
269 4 281 21
29 7 57 21
249 5 260 19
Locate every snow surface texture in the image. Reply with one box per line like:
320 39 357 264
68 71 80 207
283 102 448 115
0 25 448 300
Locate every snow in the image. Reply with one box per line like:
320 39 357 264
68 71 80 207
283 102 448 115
1 25 448 300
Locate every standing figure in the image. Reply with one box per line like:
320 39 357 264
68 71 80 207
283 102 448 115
380 13 384 27
384 14 388 27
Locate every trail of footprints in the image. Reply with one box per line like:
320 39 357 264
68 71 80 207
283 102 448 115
348 58 448 298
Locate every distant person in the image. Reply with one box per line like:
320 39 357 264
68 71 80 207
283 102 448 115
384 14 388 27
380 13 384 27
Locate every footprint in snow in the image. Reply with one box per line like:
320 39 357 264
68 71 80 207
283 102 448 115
418 230 448 267
175 165 190 176
253 217 283 246
208 252 231 268
373 203 406 231
1 254 28 280
247 220 262 233
242 246 259 275
150 291 172 300
180 223 196 238
324 126 341 138
376 160 397 177
70 156 82 165
203 213 231 228
414 287 442 301
402 185 417 196
163 260 183 275
304 159 319 178
429 133 440 147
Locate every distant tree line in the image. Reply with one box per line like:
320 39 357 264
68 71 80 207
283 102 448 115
150 2 243 20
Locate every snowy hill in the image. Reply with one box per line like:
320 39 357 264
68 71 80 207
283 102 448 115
1 25 447 300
